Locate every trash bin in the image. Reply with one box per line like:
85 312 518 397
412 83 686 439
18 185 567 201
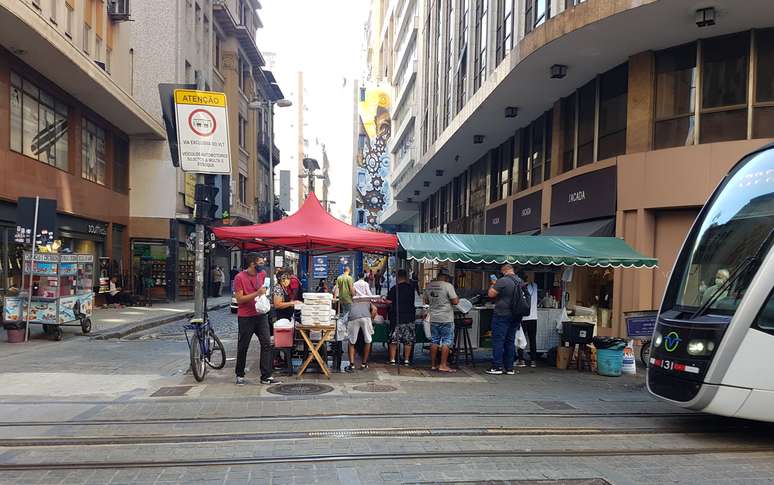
596 348 624 376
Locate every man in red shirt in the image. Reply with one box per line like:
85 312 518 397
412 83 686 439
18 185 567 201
233 253 280 385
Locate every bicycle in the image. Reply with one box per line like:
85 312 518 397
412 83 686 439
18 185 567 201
184 315 226 382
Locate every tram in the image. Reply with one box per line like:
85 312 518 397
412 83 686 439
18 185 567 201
647 143 774 422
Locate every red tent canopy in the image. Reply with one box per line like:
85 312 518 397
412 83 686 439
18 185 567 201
212 193 398 253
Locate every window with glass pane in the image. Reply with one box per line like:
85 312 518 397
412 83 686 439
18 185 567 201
544 109 553 181
597 63 628 160
82 119 106 185
700 32 749 144
561 94 575 172
439 185 449 225
496 0 513 65
433 0 442 139
430 192 438 228
753 289 774 334
10 73 69 170
530 115 545 187
524 0 533 34
518 128 530 191
510 129 522 193
445 0 454 127
489 146 501 202
238 173 247 204
456 0 470 113
577 81 596 166
501 138 512 196
654 43 696 149
473 0 488 91
754 28 774 139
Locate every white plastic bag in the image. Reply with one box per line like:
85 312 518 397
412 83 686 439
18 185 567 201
423 313 432 340
254 294 271 315
515 326 528 350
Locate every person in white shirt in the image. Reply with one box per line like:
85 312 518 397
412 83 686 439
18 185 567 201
516 270 539 368
345 272 376 372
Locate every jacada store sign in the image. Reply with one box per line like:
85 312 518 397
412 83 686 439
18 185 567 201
550 167 616 225
174 89 231 175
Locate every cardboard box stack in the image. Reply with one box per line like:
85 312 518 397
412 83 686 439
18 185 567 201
297 293 334 326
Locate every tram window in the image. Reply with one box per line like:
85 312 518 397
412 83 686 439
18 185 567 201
672 148 774 314
753 290 774 332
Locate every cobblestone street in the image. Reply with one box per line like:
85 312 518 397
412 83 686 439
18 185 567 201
1 307 773 484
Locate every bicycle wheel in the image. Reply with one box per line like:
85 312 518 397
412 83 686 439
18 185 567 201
190 332 207 382
206 329 226 369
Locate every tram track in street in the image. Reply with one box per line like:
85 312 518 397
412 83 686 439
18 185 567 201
1 444 773 472
0 410 705 428
0 422 752 448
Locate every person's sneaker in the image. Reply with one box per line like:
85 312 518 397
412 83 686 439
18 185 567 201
515 360 527 368
260 377 282 385
388 360 397 366
505 369 516 375
529 361 537 368
235 377 247 386
360 363 369 370
486 367 504 375
345 365 356 373
403 360 411 367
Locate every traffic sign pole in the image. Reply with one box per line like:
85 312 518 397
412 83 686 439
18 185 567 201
195 174 205 320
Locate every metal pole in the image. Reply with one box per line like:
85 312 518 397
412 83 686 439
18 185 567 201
194 174 205 319
24 197 39 343
268 102 275 287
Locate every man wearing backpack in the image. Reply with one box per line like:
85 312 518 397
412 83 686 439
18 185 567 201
486 264 527 375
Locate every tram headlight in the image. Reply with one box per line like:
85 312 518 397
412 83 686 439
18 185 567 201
687 339 713 356
654 332 663 347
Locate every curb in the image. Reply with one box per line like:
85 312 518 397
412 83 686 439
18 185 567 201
92 302 231 340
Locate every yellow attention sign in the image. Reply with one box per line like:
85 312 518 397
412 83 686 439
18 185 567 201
174 90 226 107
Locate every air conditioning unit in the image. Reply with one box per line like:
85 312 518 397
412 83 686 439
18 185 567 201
107 0 131 22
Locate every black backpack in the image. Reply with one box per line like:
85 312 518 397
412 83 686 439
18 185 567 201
507 275 531 319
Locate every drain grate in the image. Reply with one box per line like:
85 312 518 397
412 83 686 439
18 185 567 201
351 383 398 393
266 383 334 396
150 386 193 397
532 400 576 411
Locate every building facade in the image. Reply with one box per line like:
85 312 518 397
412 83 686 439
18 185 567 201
0 0 164 300
380 0 774 336
130 0 282 300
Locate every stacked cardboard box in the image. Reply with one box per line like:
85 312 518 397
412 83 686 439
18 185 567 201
297 293 334 326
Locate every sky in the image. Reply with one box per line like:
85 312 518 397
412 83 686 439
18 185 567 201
256 0 371 221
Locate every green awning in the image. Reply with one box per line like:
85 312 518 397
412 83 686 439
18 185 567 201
397 233 658 268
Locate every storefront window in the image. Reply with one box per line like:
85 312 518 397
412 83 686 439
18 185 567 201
452 172 468 220
530 114 545 186
597 63 628 160
9 71 69 170
700 32 749 144
654 43 697 149
81 118 106 185
754 28 774 139
545 109 553 181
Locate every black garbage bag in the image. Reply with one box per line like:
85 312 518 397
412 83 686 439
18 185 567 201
592 336 627 349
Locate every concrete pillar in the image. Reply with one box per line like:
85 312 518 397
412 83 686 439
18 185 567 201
626 51 655 154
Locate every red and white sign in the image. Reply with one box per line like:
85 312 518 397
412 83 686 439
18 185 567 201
174 89 230 174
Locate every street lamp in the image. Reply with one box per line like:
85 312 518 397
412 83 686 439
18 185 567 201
248 96 292 284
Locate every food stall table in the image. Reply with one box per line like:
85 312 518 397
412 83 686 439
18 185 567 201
296 323 336 378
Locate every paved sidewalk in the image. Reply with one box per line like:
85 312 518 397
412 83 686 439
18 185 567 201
0 296 231 354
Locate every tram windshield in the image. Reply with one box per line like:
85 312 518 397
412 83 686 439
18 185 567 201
671 148 774 315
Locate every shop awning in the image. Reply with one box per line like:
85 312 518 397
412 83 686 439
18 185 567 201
213 193 398 254
396 233 657 268
542 218 615 237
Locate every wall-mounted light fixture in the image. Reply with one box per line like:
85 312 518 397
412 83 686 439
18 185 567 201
414 190 420 196
504 107 519 118
473 135 485 144
423 181 431 187
407 197 413 203
435 170 444 176
696 7 716 27
550 64 568 79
